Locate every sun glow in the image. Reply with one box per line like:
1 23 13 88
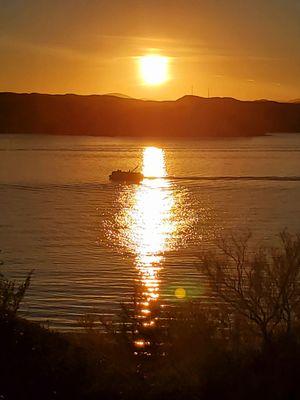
139 55 169 85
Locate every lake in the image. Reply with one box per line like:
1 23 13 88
1 133 300 330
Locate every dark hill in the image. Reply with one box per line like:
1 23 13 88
0 92 299 137
289 99 300 104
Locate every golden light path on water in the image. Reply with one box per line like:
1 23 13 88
121 147 177 349
113 146 198 350
135 148 174 337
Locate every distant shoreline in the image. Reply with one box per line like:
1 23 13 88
0 92 299 138
0 131 268 138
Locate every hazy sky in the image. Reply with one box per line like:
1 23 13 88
1 0 300 100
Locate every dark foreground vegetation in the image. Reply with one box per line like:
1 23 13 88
1 232 300 400
1 92 300 137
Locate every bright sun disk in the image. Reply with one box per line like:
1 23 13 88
139 55 169 85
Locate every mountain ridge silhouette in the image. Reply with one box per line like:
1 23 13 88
0 92 299 137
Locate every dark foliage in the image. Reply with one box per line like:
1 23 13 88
2 233 300 399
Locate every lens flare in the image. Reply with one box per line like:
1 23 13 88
175 287 186 299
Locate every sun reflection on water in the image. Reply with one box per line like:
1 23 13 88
115 147 175 347
130 148 174 327
114 146 195 350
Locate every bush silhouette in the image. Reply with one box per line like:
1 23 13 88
198 231 300 345
0 250 33 317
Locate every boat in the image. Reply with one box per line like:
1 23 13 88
109 168 144 183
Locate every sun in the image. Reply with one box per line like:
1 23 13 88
139 55 169 85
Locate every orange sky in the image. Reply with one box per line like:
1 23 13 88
1 0 300 101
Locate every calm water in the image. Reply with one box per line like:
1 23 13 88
1 133 300 330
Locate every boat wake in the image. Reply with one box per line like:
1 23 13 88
145 175 300 182
1 175 300 192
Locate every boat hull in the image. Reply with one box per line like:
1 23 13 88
109 171 144 184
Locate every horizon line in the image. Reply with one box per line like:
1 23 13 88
1 91 299 104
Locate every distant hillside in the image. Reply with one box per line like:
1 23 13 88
104 93 133 99
0 92 300 137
